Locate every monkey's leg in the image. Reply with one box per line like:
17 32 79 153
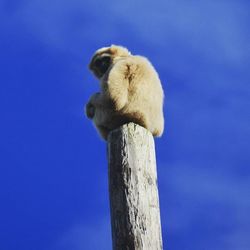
92 105 114 140
89 92 113 109
96 125 109 140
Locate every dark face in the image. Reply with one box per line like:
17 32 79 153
92 55 111 78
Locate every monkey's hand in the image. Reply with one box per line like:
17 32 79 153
85 92 104 119
85 101 95 119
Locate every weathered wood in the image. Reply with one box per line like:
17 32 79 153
107 123 163 250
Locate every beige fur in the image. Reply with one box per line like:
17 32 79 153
86 45 164 140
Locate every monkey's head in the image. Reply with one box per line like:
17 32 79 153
89 45 131 79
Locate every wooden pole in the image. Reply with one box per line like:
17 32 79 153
107 123 163 250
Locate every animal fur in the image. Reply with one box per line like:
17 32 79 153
86 45 164 140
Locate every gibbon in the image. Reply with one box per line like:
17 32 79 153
85 45 164 140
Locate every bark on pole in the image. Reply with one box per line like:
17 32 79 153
107 123 163 250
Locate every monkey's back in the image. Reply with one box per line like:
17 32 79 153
119 56 164 136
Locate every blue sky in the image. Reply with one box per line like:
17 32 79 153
0 0 249 249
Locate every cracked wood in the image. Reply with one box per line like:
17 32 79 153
108 123 163 250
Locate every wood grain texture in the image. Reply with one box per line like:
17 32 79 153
107 123 163 250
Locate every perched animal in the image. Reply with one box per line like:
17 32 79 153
86 45 164 140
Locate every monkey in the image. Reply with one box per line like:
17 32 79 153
85 45 164 140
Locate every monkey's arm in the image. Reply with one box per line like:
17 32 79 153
102 59 133 111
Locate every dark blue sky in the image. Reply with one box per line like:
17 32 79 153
0 0 249 249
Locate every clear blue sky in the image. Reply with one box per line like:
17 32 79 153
0 0 249 249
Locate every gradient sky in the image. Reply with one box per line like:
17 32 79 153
0 0 250 250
